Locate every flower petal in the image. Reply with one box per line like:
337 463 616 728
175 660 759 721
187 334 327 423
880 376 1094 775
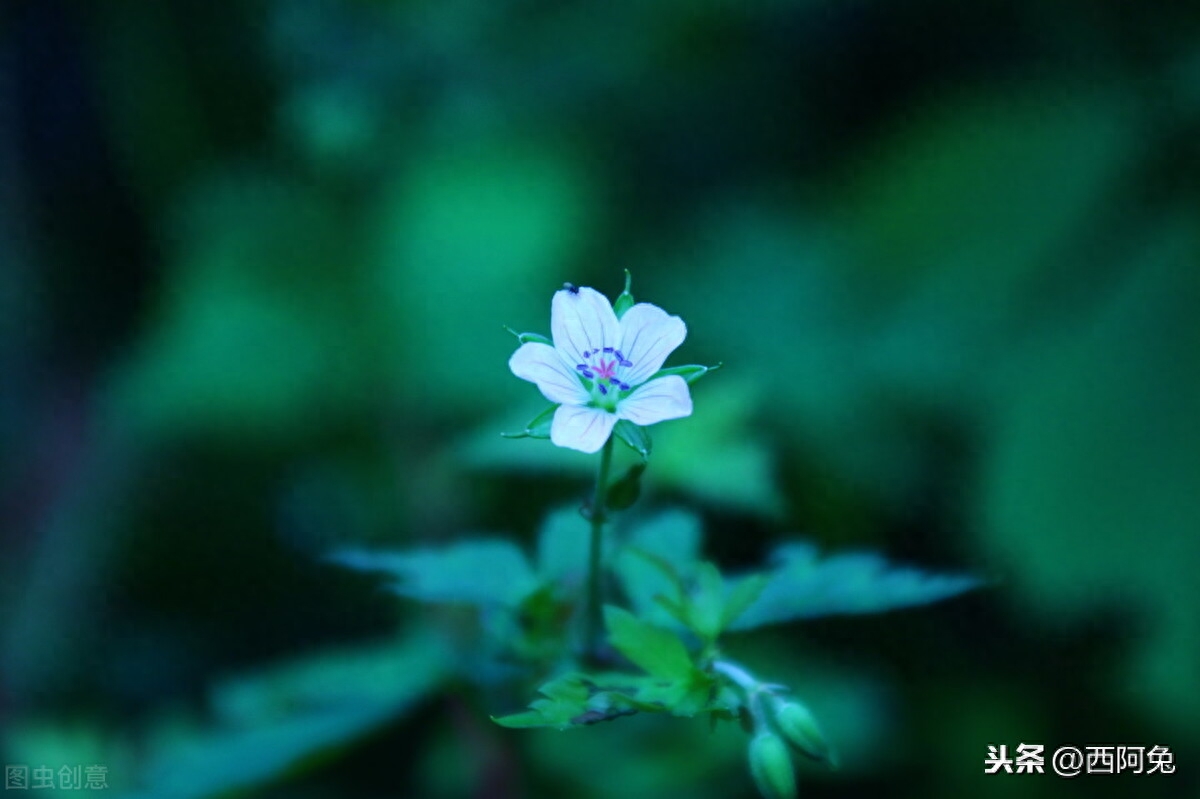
509 342 589 404
552 287 620 366
616 375 692 426
551 404 618 453
617 303 687 386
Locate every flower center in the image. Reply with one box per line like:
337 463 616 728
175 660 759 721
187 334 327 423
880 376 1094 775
574 346 634 407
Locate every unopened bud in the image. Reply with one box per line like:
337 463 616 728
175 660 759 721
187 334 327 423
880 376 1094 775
774 701 834 765
748 732 796 799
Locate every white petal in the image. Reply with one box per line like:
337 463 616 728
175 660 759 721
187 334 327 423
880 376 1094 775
551 404 618 453
617 303 687 386
509 342 589 404
616 375 692 426
551 287 620 366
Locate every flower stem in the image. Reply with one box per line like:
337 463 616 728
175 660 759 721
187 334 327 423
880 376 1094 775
584 434 615 661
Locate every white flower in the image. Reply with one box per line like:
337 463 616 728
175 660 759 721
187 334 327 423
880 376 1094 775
509 286 693 453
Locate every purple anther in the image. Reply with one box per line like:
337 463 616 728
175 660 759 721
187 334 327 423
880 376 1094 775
598 384 608 395
576 364 588 371
581 370 594 379
603 346 615 353
619 359 633 368
614 349 625 360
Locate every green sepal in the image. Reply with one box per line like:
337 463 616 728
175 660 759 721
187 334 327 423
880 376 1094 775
647 362 723 385
503 325 553 346
613 269 635 319
614 419 651 460
606 462 646 511
500 404 557 439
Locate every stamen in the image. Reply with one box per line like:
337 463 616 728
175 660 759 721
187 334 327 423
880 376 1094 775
598 384 608 395
603 346 614 353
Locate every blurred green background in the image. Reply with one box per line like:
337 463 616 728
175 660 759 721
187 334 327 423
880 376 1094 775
2 1 1198 797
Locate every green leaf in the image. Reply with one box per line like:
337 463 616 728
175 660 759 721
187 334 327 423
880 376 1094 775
502 326 553 346
493 668 722 730
613 419 652 459
500 404 558 439
604 606 696 681
646 362 723 385
606 462 646 510
729 543 982 631
329 540 538 608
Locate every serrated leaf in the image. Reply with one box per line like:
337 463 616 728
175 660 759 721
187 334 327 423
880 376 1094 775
613 419 652 459
604 606 696 681
493 673 591 730
329 540 537 608
646 363 722 385
729 543 982 631
500 404 558 439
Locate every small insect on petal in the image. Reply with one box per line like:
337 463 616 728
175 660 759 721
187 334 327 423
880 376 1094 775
563 282 580 294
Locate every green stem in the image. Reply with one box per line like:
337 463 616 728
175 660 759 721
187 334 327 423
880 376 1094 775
584 434 615 660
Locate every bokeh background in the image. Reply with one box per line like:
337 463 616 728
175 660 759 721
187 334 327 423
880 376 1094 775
2 1 1198 797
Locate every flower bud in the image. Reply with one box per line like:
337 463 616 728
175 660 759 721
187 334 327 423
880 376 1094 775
774 701 834 765
748 732 796 799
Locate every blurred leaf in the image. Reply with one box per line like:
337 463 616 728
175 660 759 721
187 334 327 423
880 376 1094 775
131 630 446 799
536 505 591 587
688 562 726 641
722 574 770 631
462 383 783 517
371 136 596 411
652 382 784 516
604 606 695 681
977 223 1200 731
500 404 558 439
109 176 379 439
615 510 702 627
606 462 647 510
614 419 652 460
730 543 982 631
330 539 537 607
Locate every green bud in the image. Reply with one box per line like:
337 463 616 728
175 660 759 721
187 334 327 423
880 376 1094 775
748 733 796 799
774 701 834 765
